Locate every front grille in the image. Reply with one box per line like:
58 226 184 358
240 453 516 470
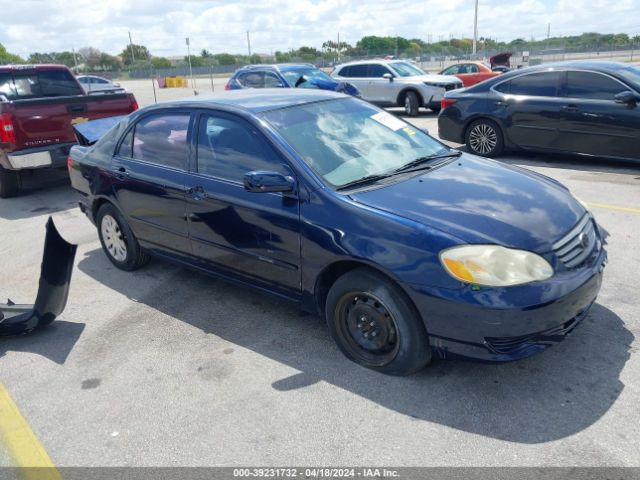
552 214 597 269
445 84 458 91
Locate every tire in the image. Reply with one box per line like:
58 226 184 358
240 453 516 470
403 91 420 117
465 118 504 157
96 203 149 271
325 267 431 376
0 166 21 198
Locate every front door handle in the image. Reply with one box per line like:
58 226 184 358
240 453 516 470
562 104 579 112
187 185 207 200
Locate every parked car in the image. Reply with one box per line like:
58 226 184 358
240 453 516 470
225 64 360 97
332 60 463 116
439 62 502 87
0 64 138 197
69 89 607 375
439 61 640 159
77 75 122 92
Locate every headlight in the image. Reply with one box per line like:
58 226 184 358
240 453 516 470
440 245 554 287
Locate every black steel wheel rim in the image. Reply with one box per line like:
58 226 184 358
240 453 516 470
334 292 400 366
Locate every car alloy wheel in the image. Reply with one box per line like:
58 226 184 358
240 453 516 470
404 96 411 115
334 292 400 366
469 123 498 155
100 214 128 262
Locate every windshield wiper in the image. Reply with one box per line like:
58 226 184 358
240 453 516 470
392 150 462 173
335 174 392 191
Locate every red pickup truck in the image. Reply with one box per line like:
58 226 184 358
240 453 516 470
0 64 138 197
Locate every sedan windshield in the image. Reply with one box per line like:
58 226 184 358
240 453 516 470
389 62 426 77
262 98 449 188
281 67 334 87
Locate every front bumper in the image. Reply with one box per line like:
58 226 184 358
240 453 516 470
406 247 607 362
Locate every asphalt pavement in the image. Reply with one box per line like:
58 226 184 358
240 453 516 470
0 83 638 468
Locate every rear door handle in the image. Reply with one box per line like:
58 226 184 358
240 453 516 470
112 166 128 179
562 104 579 112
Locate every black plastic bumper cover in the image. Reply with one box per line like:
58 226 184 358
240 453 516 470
0 217 77 335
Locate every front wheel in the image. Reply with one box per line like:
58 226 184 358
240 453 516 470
325 268 431 376
465 119 504 157
96 203 149 271
403 91 420 117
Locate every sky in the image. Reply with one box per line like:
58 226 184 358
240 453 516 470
2 0 639 58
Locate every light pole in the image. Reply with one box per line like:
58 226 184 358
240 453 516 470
247 31 252 59
185 37 195 91
128 31 136 65
472 0 478 55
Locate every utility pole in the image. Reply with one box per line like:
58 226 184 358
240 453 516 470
128 31 136 65
472 0 478 55
72 47 79 72
247 31 252 59
185 37 195 90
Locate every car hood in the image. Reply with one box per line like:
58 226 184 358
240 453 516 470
350 154 584 253
400 74 461 84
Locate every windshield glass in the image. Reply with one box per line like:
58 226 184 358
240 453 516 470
389 62 426 77
262 98 449 188
616 66 640 89
281 67 334 88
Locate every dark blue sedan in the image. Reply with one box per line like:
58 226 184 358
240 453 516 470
225 63 360 97
68 89 607 375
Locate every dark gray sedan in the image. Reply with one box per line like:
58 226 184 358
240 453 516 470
438 61 640 160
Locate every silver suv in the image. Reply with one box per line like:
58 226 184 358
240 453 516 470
332 60 463 116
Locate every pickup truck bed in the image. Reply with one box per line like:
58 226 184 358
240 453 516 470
0 64 138 197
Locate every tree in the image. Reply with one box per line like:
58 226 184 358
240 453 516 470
79 47 102 70
213 53 236 65
184 55 204 67
151 57 172 68
119 44 150 66
201 49 212 58
0 43 24 64
99 53 122 70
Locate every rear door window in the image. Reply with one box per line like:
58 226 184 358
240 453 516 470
337 66 351 77
348 64 369 77
237 72 264 88
132 113 190 169
263 71 284 87
566 71 627 100
499 72 562 97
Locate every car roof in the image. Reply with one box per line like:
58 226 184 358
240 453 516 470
0 64 72 73
335 59 407 68
500 60 636 78
151 88 346 114
234 63 315 74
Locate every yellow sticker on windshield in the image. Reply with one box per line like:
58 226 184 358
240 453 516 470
402 127 416 136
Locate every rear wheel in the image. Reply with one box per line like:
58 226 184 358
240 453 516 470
465 118 504 157
403 91 420 117
325 268 431 376
0 166 21 198
96 203 149 271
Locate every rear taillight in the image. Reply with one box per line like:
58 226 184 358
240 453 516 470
131 100 139 111
67 156 74 172
0 113 16 144
224 83 232 91
441 98 457 110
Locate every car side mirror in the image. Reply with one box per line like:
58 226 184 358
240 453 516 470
614 90 638 105
383 73 394 81
244 171 295 193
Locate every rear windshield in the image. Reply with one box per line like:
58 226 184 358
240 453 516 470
0 69 82 100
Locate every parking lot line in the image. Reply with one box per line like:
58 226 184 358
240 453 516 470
0 384 61 480
586 202 640 214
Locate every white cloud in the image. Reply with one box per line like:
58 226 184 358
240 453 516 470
2 0 638 58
